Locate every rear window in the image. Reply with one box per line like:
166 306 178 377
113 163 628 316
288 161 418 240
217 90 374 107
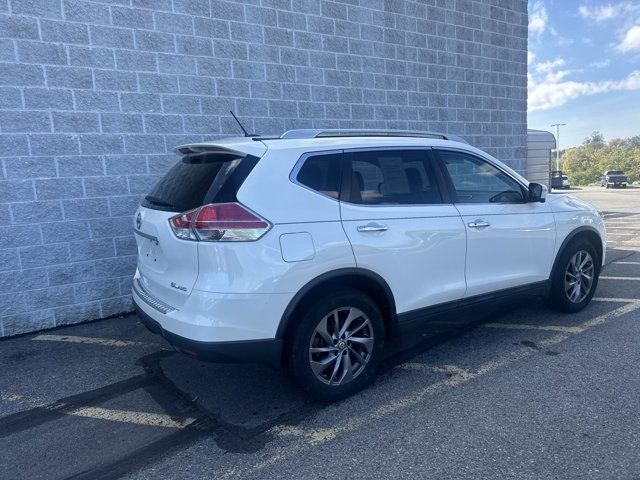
608 170 624 175
142 152 259 212
295 153 342 199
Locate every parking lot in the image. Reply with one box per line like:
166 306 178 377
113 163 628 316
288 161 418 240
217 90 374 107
1 186 639 480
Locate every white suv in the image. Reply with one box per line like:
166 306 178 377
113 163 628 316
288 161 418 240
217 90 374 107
132 130 606 401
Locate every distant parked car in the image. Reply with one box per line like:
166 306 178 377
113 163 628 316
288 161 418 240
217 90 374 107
562 175 571 189
601 170 627 188
551 170 565 190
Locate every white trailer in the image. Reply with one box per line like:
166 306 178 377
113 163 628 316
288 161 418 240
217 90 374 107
527 129 556 188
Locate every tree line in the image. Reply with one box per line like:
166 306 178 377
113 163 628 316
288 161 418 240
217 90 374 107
561 132 640 185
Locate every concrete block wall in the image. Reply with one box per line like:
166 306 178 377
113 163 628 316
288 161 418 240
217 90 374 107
0 0 528 337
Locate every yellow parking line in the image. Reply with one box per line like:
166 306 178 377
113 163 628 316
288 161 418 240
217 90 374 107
395 363 471 377
599 276 640 281
593 297 640 303
1 393 24 402
32 334 142 347
67 406 196 429
482 323 583 333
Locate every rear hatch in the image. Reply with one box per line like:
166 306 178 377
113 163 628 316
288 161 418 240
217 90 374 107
134 147 262 308
607 172 627 182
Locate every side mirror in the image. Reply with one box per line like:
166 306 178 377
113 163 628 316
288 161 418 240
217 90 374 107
528 182 547 203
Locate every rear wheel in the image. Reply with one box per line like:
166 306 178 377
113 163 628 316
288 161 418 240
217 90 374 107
548 239 600 313
284 289 384 402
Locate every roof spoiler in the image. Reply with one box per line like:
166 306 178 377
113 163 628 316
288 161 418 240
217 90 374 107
174 137 268 158
175 144 244 155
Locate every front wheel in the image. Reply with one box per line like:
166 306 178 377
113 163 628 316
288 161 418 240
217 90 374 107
548 239 600 313
284 289 385 402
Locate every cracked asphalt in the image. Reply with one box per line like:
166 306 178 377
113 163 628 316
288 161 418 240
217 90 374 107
1 186 639 480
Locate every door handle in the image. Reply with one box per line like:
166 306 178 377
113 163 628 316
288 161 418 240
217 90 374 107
468 219 490 229
357 222 388 233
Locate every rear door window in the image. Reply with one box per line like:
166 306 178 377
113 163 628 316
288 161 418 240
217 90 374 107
142 152 258 212
347 149 442 205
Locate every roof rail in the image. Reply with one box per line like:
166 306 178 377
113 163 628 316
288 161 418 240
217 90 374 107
278 129 467 143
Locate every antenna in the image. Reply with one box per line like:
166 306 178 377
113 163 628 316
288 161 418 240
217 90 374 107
229 110 257 137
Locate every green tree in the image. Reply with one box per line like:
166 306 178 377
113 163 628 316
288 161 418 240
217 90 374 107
561 131 640 185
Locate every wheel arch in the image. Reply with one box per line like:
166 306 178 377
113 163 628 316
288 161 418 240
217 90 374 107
550 226 604 281
276 268 397 346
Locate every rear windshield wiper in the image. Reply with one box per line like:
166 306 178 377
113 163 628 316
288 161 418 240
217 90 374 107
144 195 174 208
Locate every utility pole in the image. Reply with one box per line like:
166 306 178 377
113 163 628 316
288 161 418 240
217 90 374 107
550 123 566 171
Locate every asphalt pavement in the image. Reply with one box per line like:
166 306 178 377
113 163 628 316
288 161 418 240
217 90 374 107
1 185 639 480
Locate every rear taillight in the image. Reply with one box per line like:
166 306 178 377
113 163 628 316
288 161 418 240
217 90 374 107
169 208 198 240
169 202 270 242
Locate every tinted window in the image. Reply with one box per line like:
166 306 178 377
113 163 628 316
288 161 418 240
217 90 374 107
349 150 442 205
296 153 341 199
142 152 257 212
438 150 525 204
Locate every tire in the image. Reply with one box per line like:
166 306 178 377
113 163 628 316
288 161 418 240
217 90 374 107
606 184 610 189
284 289 385 402
547 238 600 313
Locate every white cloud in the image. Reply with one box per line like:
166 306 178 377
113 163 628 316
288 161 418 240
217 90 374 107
579 4 640 57
549 26 575 46
529 69 640 111
529 1 548 37
590 59 611 68
578 2 640 22
535 58 566 74
617 24 640 52
578 4 622 22
528 51 536 65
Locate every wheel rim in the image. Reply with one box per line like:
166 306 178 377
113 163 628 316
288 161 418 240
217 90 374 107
564 250 595 303
308 307 374 386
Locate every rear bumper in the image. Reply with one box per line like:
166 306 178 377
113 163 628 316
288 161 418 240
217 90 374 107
131 271 290 364
132 270 293 340
134 298 282 364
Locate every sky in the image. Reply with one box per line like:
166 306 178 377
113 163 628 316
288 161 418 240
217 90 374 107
527 0 640 148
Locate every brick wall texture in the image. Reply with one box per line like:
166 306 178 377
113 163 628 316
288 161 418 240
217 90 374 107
0 0 528 337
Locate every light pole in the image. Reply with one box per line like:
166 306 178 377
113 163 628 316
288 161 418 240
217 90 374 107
550 123 566 171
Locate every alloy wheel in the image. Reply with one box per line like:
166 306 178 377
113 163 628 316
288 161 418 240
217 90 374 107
308 307 374 386
564 250 595 303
